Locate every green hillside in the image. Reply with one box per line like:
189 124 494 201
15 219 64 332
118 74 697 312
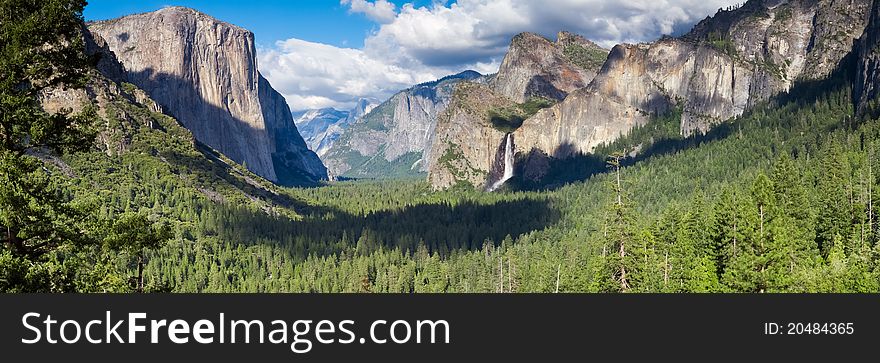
4 0 880 293
143 65 880 293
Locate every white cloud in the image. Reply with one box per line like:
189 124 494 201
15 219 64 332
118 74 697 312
341 0 398 23
258 39 442 111
262 0 741 111
366 0 742 67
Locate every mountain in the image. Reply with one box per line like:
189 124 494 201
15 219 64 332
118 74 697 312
294 99 377 159
87 6 327 186
492 31 607 103
427 31 609 189
18 0 880 295
428 0 872 190
40 28 303 215
322 70 483 179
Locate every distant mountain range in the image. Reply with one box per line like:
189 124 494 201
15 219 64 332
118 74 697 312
320 70 484 179
293 99 377 160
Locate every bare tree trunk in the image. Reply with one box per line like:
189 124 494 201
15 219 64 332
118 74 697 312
507 258 512 293
870 148 874 235
499 257 504 293
760 263 765 293
555 264 561 293
663 251 669 287
603 215 608 239
614 159 623 207
619 240 629 292
137 253 145 293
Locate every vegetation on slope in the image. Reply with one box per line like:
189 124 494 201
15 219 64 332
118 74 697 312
6 0 880 294
488 97 555 132
134 66 880 293
562 43 609 70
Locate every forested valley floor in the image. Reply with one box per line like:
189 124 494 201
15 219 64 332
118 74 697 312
13 65 878 293
4 2 880 293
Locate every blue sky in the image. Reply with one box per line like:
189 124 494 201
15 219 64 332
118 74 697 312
85 0 740 112
84 0 436 48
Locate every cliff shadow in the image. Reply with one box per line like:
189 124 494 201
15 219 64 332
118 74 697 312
524 75 567 102
126 67 324 188
511 123 735 191
160 143 323 213
776 48 857 113
202 196 561 260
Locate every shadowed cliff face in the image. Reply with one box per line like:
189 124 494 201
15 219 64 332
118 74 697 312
857 0 880 114
88 6 327 186
429 0 872 190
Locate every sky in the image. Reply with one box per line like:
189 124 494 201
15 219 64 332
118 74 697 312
85 0 741 112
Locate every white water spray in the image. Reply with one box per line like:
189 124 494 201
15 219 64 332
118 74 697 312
488 133 515 192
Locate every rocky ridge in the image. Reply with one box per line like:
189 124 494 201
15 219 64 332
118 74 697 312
323 70 483 179
295 99 377 159
429 0 872 189
428 31 609 188
492 31 607 103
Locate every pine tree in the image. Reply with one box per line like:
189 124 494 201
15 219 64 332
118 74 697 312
712 188 750 277
103 212 172 292
815 141 853 256
604 153 636 292
0 0 97 291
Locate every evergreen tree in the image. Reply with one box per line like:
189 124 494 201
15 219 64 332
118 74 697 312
815 141 853 256
712 188 751 277
103 212 173 292
604 153 637 292
0 0 97 291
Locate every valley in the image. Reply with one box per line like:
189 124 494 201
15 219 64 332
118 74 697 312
4 0 880 293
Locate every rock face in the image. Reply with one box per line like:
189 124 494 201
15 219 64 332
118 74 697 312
41 30 157 137
323 70 483 178
428 83 516 188
485 133 516 192
295 108 349 156
428 31 608 189
295 99 376 158
492 31 607 103
88 6 327 185
857 0 880 114
521 0 870 154
429 0 872 189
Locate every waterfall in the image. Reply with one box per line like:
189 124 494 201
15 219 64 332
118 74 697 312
487 133 515 192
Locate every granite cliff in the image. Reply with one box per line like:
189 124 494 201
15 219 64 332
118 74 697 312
428 31 609 189
88 6 327 186
857 0 880 114
492 31 607 103
323 71 483 179
429 0 872 189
